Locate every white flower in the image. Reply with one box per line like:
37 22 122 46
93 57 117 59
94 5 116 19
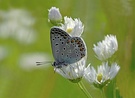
93 35 118 61
84 62 120 88
55 56 87 83
60 16 84 37
48 7 62 25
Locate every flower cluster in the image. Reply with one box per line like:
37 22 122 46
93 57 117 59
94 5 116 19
48 7 120 88
84 34 120 89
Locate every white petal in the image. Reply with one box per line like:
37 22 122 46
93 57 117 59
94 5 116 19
84 64 97 83
109 63 120 79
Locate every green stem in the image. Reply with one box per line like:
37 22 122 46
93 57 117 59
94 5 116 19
77 81 93 98
113 79 116 98
101 88 106 98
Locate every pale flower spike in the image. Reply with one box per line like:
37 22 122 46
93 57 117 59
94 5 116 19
48 7 62 25
84 62 120 88
60 16 84 37
93 35 118 61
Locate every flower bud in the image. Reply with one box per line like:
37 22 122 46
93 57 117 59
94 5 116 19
48 7 62 25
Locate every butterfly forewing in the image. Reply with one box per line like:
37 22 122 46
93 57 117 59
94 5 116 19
50 27 70 62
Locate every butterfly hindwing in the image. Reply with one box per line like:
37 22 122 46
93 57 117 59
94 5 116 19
59 37 86 64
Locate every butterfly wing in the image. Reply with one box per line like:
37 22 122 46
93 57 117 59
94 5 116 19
50 27 86 65
50 27 70 63
58 37 86 64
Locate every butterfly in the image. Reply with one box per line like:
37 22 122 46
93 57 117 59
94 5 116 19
50 27 86 68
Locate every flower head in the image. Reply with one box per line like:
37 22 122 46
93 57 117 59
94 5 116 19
55 56 87 83
60 16 84 37
84 62 120 88
93 35 118 61
48 7 62 25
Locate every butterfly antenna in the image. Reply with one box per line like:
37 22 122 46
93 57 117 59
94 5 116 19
36 61 52 66
36 62 43 66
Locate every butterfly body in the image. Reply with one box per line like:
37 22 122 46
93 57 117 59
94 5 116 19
50 27 86 68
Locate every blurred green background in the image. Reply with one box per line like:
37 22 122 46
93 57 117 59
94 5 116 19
0 0 135 98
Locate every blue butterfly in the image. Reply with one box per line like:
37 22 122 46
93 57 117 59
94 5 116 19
50 27 86 68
